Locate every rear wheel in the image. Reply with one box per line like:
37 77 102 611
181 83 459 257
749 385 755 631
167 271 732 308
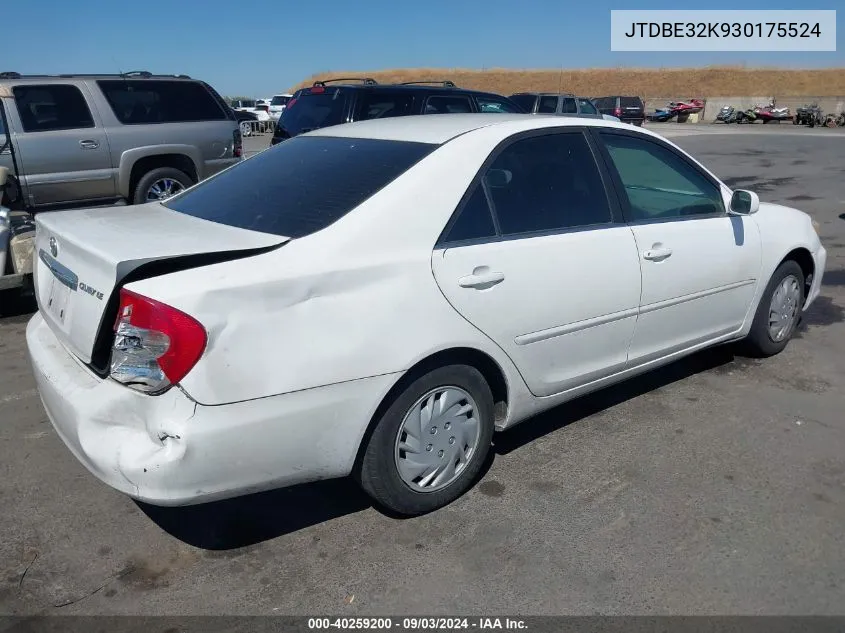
357 365 495 516
133 167 193 205
742 260 805 357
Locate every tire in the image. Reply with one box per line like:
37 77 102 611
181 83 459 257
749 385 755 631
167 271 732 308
240 121 252 137
741 260 805 358
357 364 495 516
133 167 193 205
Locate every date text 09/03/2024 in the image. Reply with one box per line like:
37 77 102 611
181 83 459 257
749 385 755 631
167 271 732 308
307 617 528 630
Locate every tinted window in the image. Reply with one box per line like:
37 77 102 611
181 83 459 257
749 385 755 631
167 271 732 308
13 84 94 132
578 98 598 114
537 96 558 114
485 133 611 236
356 92 414 120
443 186 496 243
424 96 473 114
561 98 577 114
234 99 256 108
594 97 613 110
600 132 724 221
277 88 348 135
620 96 643 108
164 136 435 238
271 95 291 106
97 80 227 124
476 96 522 113
509 94 537 112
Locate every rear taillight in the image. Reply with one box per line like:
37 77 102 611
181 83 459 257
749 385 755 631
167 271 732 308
614 107 622 117
286 97 297 110
110 288 207 394
233 128 243 158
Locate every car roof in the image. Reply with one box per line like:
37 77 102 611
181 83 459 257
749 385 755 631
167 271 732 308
0 72 195 84
304 113 641 144
301 83 507 98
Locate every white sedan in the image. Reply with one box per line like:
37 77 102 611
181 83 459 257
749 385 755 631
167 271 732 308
26 114 827 516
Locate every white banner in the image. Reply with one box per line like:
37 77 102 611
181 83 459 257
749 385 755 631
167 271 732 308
610 10 836 52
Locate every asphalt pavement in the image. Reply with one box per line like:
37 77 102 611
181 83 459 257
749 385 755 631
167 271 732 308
1 126 844 616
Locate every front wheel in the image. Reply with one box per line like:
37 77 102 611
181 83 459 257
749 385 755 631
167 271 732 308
741 260 805 358
357 365 495 516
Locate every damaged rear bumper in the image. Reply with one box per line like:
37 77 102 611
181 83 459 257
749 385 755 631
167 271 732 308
27 312 398 506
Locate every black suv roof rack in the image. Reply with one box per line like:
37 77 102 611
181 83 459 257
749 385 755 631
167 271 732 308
313 77 378 87
399 80 456 88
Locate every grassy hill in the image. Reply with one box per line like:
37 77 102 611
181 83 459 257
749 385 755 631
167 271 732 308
291 66 845 97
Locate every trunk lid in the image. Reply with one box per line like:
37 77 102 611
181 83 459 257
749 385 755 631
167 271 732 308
33 202 288 364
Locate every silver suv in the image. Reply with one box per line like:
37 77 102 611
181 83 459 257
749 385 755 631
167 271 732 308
0 71 242 211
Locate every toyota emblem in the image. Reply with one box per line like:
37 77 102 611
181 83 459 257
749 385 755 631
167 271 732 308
49 237 58 258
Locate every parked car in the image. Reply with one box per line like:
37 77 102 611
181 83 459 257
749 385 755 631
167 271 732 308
592 96 646 126
26 114 826 516
0 71 242 211
268 93 293 120
271 78 524 144
507 92 602 118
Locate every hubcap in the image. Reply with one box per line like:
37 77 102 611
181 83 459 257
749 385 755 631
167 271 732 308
146 178 185 202
768 274 801 342
394 387 481 493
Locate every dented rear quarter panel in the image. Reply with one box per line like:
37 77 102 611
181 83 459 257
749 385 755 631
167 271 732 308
125 131 533 408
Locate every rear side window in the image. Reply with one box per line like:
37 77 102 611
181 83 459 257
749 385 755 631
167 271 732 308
424 95 473 114
537 96 558 114
508 94 537 112
620 96 643 108
97 80 227 124
13 84 94 132
277 89 348 135
356 91 414 120
164 136 436 238
485 132 612 236
561 98 577 114
443 187 497 243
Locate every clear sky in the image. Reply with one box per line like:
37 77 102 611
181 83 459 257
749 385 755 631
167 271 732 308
5 0 843 98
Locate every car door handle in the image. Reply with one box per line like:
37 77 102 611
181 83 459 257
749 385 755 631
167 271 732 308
642 247 673 261
79 140 100 150
458 269 505 289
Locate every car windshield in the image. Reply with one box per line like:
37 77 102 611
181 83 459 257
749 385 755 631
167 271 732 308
271 95 290 106
163 136 436 238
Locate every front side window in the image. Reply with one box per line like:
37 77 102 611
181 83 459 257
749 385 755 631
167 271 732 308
484 132 612 236
476 96 522 113
600 132 725 222
13 84 94 132
356 92 414 120
97 80 227 124
424 96 473 114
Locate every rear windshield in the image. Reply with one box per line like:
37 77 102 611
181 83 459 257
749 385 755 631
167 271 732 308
163 136 436 238
277 88 348 136
620 96 643 108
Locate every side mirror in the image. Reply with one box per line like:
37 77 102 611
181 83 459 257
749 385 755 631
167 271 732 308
729 189 759 215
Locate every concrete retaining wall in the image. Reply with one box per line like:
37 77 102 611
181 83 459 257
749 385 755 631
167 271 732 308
644 96 845 122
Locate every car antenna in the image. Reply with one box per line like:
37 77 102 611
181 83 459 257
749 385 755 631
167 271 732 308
557 65 563 93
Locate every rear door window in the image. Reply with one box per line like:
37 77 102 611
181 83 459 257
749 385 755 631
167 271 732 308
164 136 436 238
97 80 228 124
537 96 558 114
12 84 94 132
277 88 349 135
561 98 577 114
476 96 522 113
356 91 415 120
424 95 473 114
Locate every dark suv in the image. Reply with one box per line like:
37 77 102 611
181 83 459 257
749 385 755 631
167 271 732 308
507 93 601 118
592 96 646 126
271 78 524 144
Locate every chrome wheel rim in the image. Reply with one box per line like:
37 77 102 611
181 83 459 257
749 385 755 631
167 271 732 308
240 121 252 136
394 386 481 493
768 274 801 342
146 178 185 202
